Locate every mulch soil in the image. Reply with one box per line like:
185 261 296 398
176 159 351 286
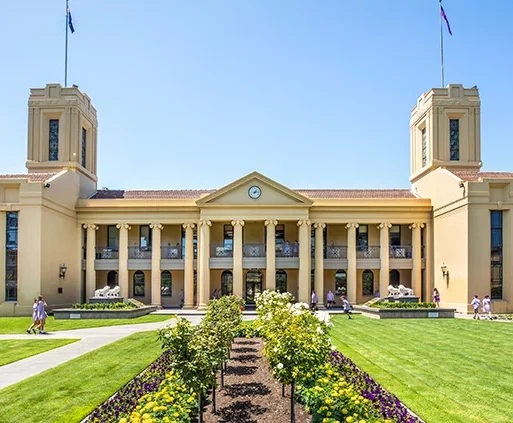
203 337 311 423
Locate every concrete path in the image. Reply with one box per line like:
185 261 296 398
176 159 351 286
0 315 202 391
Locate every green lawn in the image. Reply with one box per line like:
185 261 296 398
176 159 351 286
0 331 163 423
0 314 173 334
0 339 79 366
331 315 513 423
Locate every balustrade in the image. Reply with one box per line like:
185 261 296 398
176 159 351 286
389 245 413 259
356 245 380 259
128 246 152 259
211 243 233 257
161 245 182 259
243 243 266 258
95 246 119 259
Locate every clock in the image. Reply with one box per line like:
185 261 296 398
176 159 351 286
248 185 262 199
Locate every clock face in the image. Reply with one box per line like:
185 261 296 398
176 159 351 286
248 185 262 199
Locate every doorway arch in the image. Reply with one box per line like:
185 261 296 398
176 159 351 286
221 270 233 296
245 269 262 303
390 269 400 286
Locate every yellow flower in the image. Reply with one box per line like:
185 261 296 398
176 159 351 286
119 419 127 423
346 417 354 423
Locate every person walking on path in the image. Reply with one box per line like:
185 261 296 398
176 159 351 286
36 296 48 334
482 295 492 318
26 298 40 334
326 290 335 309
433 288 441 307
311 290 318 311
341 295 352 319
471 295 481 320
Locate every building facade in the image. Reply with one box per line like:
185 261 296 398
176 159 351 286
1 83 512 316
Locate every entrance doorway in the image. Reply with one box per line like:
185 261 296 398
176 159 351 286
245 269 262 304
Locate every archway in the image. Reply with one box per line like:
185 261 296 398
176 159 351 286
335 269 347 296
390 269 400 286
107 270 118 288
161 270 172 296
245 269 262 303
362 269 374 296
133 270 145 297
221 270 233 296
276 270 287 293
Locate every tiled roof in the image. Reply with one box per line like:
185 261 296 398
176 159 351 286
449 170 513 181
0 173 56 182
90 188 415 200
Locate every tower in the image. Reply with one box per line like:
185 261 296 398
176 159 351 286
26 83 98 184
410 84 482 183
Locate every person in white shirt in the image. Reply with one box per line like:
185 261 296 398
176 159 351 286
326 290 335 309
470 295 481 320
311 290 318 311
482 295 491 318
340 296 352 319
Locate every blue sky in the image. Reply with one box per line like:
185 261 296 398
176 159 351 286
0 0 512 190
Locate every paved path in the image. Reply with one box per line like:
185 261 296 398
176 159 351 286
0 315 202 391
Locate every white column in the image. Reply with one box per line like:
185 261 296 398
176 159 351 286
83 224 98 300
150 223 163 307
378 223 391 298
346 223 358 304
116 223 130 299
265 220 278 291
183 223 195 308
425 220 434 302
410 222 425 297
197 219 212 310
297 220 311 303
232 220 245 298
314 222 326 308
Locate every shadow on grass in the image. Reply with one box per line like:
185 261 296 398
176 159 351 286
216 400 268 423
222 382 271 398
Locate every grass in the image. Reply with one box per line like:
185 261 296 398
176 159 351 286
331 315 513 423
0 339 79 366
0 331 163 423
0 314 173 334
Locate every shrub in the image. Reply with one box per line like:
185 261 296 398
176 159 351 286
369 301 436 309
234 320 261 338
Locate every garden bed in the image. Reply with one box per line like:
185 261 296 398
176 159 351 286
354 305 455 319
52 306 157 320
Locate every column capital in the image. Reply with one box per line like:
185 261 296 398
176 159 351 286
297 219 311 227
264 219 278 227
313 222 326 229
83 224 99 230
378 222 392 230
345 222 359 229
149 223 164 230
198 219 212 227
182 223 196 230
409 222 425 229
116 223 131 230
231 219 245 227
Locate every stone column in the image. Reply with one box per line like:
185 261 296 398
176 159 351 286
183 223 196 308
197 219 212 310
346 223 359 304
232 220 245 298
297 220 311 303
424 220 434 302
378 223 392 298
83 224 98 300
410 222 425 298
314 222 326 308
150 223 163 307
265 220 278 291
116 223 131 299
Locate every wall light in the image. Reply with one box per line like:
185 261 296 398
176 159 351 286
59 264 68 280
441 263 449 278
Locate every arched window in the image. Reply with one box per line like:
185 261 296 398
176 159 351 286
276 270 287 293
221 270 233 296
161 271 172 296
335 269 347 296
362 269 374 296
133 270 145 296
193 270 197 304
389 269 400 286
107 270 118 288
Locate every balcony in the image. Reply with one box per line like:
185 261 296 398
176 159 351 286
95 247 119 259
325 245 347 259
128 246 152 259
161 245 181 259
389 245 412 259
243 243 266 258
211 243 233 257
356 246 380 259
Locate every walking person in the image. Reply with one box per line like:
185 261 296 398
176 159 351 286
326 290 335 309
179 289 184 308
471 294 481 320
341 295 352 319
36 296 48 334
26 298 39 334
433 288 441 307
482 295 492 318
311 290 318 311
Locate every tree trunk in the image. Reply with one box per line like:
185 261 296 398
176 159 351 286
290 380 296 423
221 363 225 387
212 385 216 413
282 383 285 397
198 392 203 423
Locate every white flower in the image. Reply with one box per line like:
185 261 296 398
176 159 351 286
316 326 323 334
330 345 337 351
273 347 278 352
277 363 284 369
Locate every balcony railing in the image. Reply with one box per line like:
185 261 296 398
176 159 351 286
389 245 412 259
128 246 152 259
276 244 298 258
243 243 266 258
356 245 380 259
161 246 182 259
211 243 233 258
95 247 119 259
325 245 348 259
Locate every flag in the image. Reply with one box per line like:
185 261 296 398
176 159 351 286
440 1 452 35
67 8 75 33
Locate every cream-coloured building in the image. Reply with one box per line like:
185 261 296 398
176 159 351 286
1 83 512 316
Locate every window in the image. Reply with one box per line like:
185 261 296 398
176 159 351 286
356 225 368 250
107 271 118 288
49 119 59 161
389 269 400 286
335 269 347 296
81 127 87 167
421 127 427 166
491 211 503 300
140 225 151 248
275 224 285 254
389 225 401 246
5 212 18 301
362 269 374 296
133 270 145 296
276 270 287 293
449 119 459 161
223 225 234 252
181 227 197 259
161 271 172 296
107 226 119 250
221 270 233 296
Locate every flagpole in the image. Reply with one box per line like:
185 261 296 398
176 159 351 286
65 0 69 87
439 0 444 88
